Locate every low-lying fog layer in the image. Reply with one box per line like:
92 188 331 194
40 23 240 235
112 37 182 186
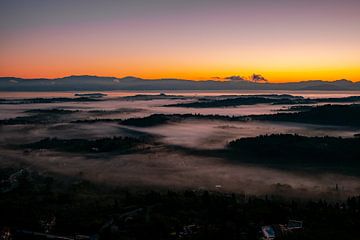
1 147 359 199
1 91 360 198
0 99 285 119
124 120 356 149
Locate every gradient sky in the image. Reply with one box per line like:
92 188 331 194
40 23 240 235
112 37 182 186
0 0 359 82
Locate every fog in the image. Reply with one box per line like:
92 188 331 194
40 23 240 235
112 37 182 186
124 119 356 149
1 91 360 199
1 146 359 199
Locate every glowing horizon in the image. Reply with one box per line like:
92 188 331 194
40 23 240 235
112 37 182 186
1 0 359 83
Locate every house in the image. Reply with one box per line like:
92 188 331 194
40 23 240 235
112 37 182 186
260 220 303 239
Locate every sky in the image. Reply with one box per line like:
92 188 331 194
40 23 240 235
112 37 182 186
0 0 359 82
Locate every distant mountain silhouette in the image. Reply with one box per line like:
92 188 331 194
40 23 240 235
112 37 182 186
0 75 359 91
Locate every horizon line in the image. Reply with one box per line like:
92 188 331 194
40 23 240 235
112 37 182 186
0 75 357 84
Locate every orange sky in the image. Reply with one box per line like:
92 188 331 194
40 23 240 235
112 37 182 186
1 0 359 82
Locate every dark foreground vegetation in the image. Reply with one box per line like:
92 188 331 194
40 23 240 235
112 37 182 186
22 137 147 153
0 167 359 240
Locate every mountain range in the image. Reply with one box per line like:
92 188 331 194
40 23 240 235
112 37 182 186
0 75 359 91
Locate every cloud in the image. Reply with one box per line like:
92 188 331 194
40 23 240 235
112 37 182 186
224 75 247 81
224 74 268 83
250 74 268 83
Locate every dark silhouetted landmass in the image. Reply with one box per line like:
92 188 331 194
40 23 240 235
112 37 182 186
310 96 360 103
278 105 314 112
121 114 175 127
120 114 243 127
1 75 359 91
74 93 107 98
166 95 306 108
228 134 360 165
0 108 140 125
0 114 66 125
25 109 80 114
23 137 145 153
88 108 142 114
166 95 360 108
71 104 360 128
271 96 360 105
122 93 187 101
0 97 99 104
253 104 360 126
0 108 83 125
71 118 122 124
